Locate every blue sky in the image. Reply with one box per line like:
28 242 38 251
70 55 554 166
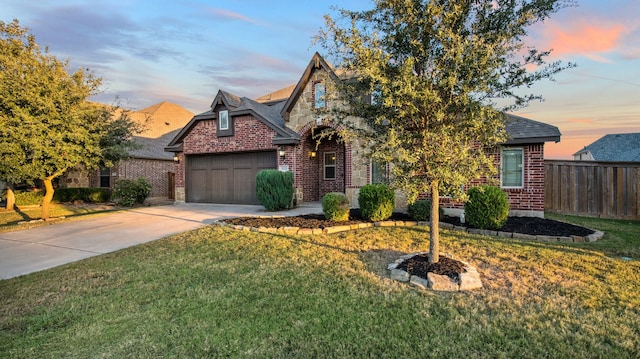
2 0 638 159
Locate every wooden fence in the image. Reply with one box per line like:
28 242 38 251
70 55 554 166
545 160 640 220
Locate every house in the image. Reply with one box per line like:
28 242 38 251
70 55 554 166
573 133 640 162
165 53 560 217
62 101 194 200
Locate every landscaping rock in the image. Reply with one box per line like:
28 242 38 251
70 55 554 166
459 271 483 291
391 269 410 282
410 275 429 289
427 272 459 291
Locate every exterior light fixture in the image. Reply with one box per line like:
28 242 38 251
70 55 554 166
309 151 317 158
279 148 286 158
173 155 180 163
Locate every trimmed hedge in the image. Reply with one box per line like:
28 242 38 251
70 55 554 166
358 184 394 222
407 199 443 222
111 178 152 207
465 185 509 230
10 190 44 206
256 170 294 211
322 192 350 222
53 188 110 203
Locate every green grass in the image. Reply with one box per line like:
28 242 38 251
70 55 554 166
1 215 639 358
0 204 120 232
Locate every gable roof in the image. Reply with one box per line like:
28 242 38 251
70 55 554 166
280 52 341 120
504 114 561 144
165 90 301 152
573 133 640 162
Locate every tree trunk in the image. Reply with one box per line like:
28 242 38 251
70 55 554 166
429 181 440 264
5 184 16 210
41 177 55 220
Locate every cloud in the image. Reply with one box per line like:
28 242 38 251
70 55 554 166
538 21 628 62
204 7 257 24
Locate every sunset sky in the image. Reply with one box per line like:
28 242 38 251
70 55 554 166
2 0 638 159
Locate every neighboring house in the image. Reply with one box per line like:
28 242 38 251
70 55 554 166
165 53 560 217
62 101 193 200
573 133 640 162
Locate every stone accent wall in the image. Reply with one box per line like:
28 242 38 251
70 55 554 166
288 71 329 132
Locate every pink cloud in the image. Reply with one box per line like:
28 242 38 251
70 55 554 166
539 21 628 62
206 8 256 24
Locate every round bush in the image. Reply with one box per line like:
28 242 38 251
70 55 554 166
358 184 394 222
407 199 443 222
464 185 509 230
322 192 350 222
112 178 152 207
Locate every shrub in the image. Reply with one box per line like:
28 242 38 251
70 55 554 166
407 199 443 222
53 188 110 203
111 178 152 207
465 185 509 230
322 192 350 222
12 190 44 206
358 184 394 222
256 170 294 211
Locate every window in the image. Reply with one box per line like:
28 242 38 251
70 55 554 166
314 82 326 109
501 148 524 188
370 159 388 184
218 110 229 130
99 168 110 188
324 152 336 180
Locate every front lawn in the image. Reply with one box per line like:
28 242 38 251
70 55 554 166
0 204 119 232
1 215 639 358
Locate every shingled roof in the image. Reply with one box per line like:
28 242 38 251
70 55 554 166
504 114 561 144
573 133 640 162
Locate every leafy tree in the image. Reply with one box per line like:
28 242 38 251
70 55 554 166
0 19 140 219
316 0 574 263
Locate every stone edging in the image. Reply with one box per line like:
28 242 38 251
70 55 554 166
213 219 604 243
387 252 483 292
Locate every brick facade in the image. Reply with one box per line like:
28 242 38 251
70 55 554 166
168 53 552 217
183 116 277 155
86 158 175 198
438 144 546 216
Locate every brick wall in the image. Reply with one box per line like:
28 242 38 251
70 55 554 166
183 116 277 155
438 144 546 215
115 158 175 198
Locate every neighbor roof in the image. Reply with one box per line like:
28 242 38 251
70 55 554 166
573 133 640 162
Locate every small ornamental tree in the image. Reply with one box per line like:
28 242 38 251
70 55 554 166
256 170 294 211
316 0 574 263
0 19 140 219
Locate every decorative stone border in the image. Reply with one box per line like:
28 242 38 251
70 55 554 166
213 219 604 242
387 252 483 292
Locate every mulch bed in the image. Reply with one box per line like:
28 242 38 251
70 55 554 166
396 254 467 281
222 209 594 237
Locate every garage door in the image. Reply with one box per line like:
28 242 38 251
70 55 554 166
186 151 277 204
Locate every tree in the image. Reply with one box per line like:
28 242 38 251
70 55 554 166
316 0 574 263
0 19 140 219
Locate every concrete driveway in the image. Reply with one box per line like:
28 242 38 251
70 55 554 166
0 202 322 280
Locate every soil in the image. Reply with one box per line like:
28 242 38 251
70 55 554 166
222 209 595 237
396 254 466 281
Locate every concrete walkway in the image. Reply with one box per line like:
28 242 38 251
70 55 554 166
0 202 323 280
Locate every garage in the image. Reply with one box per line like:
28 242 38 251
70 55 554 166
186 151 277 204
